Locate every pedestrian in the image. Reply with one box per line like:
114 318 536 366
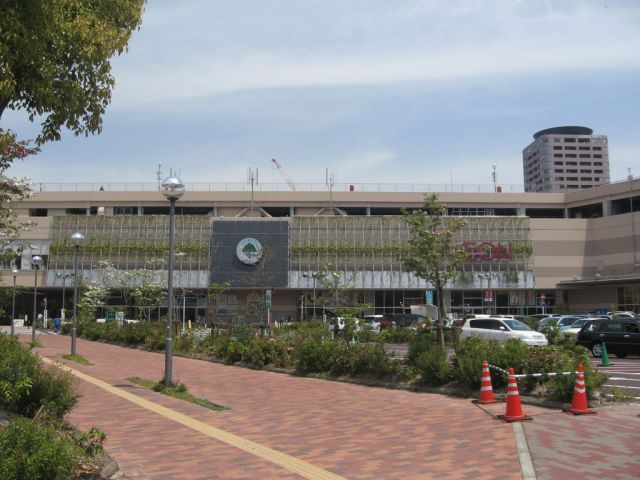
37 313 44 328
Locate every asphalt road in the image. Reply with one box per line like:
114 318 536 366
591 356 640 404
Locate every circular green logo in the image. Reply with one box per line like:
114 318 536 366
236 238 263 265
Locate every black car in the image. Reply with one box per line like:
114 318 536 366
576 319 640 358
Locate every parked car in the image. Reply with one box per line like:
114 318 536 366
576 319 640 358
328 317 346 331
380 313 427 329
530 314 555 321
555 315 585 329
460 317 548 346
362 315 383 332
559 318 592 338
538 317 560 329
610 311 639 319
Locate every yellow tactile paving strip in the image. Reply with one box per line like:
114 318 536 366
42 357 346 480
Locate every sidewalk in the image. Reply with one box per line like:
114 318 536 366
23 332 640 479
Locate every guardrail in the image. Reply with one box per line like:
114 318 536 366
31 182 527 193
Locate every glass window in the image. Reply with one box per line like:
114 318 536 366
585 322 601 332
601 322 624 332
503 320 531 331
469 320 490 329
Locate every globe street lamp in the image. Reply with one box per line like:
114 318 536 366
161 175 185 387
10 268 19 336
31 255 42 343
71 232 84 355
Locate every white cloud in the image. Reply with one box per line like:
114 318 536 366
111 0 640 104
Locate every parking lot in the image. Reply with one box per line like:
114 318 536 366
592 356 640 404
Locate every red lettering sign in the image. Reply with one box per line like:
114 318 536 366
463 242 513 262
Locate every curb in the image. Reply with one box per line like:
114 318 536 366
513 423 537 480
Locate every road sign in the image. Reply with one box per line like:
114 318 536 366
265 290 272 309
425 291 434 305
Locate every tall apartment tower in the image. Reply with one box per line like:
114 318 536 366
523 126 610 192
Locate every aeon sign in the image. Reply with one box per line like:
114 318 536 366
463 242 513 262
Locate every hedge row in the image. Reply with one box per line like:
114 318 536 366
68 320 608 402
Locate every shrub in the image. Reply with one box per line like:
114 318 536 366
545 345 607 401
406 329 435 367
296 337 336 373
0 334 40 412
453 337 608 400
348 342 405 379
246 337 292 369
0 334 77 419
18 367 78 419
453 337 493 390
143 323 166 351
174 331 198 356
327 340 357 376
541 325 560 345
415 348 452 386
0 417 80 480
378 327 413 344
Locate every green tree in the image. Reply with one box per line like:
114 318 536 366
402 194 468 349
315 263 370 337
0 131 35 270
206 281 231 326
0 0 146 143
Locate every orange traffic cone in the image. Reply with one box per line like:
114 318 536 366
497 368 532 422
473 360 497 404
563 363 597 415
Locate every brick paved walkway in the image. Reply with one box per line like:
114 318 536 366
523 404 640 480
30 334 528 479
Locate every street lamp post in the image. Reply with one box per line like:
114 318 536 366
71 232 84 355
31 256 42 343
57 272 73 321
161 175 185 387
11 268 19 335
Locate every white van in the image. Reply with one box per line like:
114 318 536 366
460 317 548 346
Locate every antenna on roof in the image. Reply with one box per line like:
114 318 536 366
156 163 163 190
492 164 497 192
248 167 258 216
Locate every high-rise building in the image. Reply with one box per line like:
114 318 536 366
523 126 610 192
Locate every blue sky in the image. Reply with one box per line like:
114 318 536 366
5 0 640 188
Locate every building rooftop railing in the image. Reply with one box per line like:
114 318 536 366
32 182 527 194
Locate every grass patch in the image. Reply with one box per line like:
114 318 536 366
128 377 228 411
61 353 92 365
605 385 632 403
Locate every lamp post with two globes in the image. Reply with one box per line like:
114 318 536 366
161 175 185 387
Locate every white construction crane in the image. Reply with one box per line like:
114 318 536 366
271 158 297 191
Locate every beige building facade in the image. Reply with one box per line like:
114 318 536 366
3 178 639 323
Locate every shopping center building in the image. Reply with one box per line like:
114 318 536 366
4 177 639 324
